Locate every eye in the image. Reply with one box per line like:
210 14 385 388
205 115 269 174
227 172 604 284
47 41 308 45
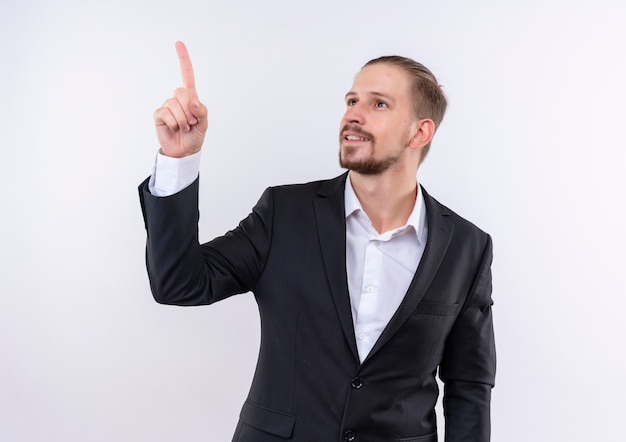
347 98 358 106
375 101 388 108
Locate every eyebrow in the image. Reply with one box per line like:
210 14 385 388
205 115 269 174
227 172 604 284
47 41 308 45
345 91 396 104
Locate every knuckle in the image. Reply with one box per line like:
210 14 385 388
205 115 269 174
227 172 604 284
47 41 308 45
153 107 166 121
154 107 172 122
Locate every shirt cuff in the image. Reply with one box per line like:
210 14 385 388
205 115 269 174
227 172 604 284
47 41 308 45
148 150 202 197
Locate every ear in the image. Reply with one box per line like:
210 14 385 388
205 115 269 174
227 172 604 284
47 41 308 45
408 119 435 150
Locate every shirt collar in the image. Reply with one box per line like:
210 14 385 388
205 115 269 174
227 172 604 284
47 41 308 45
344 172 427 245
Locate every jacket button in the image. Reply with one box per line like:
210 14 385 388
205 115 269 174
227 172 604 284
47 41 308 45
351 377 363 389
344 429 357 441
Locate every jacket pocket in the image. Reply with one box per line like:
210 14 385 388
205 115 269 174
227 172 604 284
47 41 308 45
239 399 296 438
415 301 458 316
397 432 437 441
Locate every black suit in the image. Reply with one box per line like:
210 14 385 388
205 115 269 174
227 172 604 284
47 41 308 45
139 172 496 442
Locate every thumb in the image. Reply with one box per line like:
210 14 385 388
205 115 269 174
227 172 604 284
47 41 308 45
193 100 209 131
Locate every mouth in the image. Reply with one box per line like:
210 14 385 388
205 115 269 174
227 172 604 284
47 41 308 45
341 127 373 143
344 134 371 142
340 125 374 146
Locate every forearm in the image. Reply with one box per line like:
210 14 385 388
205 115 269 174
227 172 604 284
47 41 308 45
140 177 213 305
440 236 496 441
443 379 492 442
139 177 274 306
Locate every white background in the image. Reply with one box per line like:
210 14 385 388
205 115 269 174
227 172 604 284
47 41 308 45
1 1 625 440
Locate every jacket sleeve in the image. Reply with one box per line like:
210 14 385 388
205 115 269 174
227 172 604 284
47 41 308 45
439 235 496 442
138 177 273 305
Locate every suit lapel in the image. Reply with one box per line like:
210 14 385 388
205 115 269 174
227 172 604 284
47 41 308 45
313 173 360 362
364 186 455 363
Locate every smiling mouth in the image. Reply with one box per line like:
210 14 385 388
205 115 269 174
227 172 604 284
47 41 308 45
344 135 370 142
340 124 374 144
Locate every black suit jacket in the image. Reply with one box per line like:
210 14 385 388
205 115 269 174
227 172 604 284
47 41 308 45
139 173 496 442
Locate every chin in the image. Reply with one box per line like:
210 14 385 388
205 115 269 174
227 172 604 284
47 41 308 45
340 154 401 176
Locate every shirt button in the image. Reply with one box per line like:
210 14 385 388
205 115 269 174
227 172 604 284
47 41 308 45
366 285 374 293
351 377 364 389
344 430 357 441
358 332 366 340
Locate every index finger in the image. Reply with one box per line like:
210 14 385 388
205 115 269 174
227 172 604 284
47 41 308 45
175 41 196 90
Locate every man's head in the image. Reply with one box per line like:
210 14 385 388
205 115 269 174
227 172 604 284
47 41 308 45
339 56 447 175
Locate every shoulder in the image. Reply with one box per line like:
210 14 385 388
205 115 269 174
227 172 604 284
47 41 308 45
268 173 348 200
422 186 491 245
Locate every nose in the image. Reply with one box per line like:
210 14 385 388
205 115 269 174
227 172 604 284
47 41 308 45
343 103 364 125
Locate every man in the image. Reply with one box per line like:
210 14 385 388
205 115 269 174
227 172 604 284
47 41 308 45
139 41 495 442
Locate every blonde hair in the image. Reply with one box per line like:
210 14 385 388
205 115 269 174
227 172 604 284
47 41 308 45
363 56 447 158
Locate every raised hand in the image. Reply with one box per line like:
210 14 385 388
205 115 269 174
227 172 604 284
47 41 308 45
153 41 208 158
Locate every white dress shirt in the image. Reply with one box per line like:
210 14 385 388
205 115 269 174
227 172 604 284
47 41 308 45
149 154 428 362
344 174 428 362
149 150 202 197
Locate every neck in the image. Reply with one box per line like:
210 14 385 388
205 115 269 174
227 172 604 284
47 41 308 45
349 169 418 234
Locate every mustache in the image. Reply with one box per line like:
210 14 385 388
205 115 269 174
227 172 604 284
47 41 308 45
340 124 375 141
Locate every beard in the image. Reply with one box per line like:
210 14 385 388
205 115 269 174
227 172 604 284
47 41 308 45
338 124 404 175
339 148 402 175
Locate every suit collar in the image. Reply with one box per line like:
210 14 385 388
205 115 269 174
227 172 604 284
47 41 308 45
363 186 455 364
313 172 360 362
316 171 348 198
313 176 455 366
344 173 428 246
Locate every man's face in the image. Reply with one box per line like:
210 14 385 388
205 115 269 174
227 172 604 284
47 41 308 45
339 63 417 175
